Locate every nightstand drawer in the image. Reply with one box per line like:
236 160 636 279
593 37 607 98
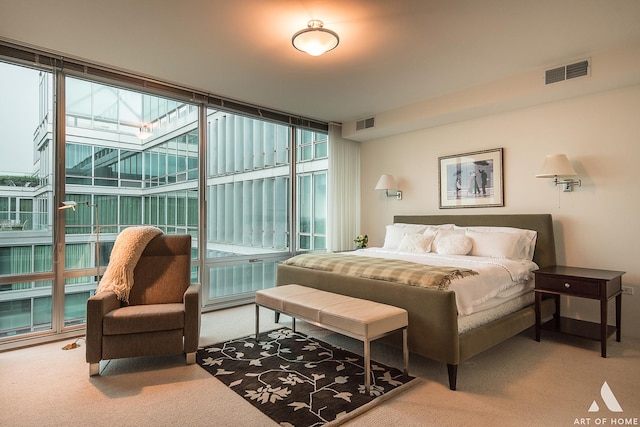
535 276 600 298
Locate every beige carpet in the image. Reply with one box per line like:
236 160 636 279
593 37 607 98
1 304 638 427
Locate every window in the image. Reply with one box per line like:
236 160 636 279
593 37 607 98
61 77 201 328
204 111 292 303
0 61 54 338
0 43 330 348
295 129 328 251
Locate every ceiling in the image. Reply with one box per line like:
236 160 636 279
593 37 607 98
1 0 640 127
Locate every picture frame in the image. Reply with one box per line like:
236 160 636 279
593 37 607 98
438 148 504 209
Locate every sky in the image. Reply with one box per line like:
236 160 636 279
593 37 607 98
0 61 41 175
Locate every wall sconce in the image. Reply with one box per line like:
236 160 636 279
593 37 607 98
375 174 402 200
59 200 101 282
536 154 582 192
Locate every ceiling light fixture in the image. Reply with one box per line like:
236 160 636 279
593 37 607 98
292 20 339 56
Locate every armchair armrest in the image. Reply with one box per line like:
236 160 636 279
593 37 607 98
86 291 120 363
183 283 201 353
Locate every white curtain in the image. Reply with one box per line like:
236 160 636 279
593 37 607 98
327 123 361 251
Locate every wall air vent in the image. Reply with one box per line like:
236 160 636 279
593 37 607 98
356 117 375 131
545 59 590 85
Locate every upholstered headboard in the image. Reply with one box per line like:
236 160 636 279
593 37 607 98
393 214 556 269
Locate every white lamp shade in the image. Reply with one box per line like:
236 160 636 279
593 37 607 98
292 20 339 56
375 174 398 190
536 154 577 178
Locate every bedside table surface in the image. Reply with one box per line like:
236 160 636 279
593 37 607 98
535 265 625 281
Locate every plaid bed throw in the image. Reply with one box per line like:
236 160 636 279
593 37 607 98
282 253 478 290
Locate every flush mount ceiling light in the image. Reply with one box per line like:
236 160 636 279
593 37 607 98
292 20 339 56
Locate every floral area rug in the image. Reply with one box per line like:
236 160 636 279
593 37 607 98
196 328 419 427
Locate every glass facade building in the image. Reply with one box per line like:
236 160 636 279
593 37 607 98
0 51 329 349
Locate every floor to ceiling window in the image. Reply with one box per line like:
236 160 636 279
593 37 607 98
296 129 328 251
203 111 328 307
0 62 54 339
204 110 291 305
61 77 200 328
0 42 330 350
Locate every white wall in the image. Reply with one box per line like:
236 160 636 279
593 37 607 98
360 84 640 339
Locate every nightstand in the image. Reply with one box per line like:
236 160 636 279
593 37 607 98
534 265 625 358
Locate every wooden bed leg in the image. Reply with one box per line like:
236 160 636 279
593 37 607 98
447 364 457 391
275 312 280 323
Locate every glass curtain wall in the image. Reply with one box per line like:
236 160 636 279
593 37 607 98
204 112 328 306
0 45 330 348
0 62 54 339
61 77 200 328
296 129 328 251
204 110 290 305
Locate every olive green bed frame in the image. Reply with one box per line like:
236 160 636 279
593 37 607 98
275 214 557 390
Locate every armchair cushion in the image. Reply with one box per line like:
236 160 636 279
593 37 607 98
103 303 185 335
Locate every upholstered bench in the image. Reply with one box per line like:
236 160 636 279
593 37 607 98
255 284 409 394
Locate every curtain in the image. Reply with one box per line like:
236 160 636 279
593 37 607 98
327 123 361 251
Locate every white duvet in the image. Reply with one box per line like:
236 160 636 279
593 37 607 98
354 247 538 316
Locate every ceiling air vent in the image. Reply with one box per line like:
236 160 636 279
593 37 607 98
356 117 375 131
545 59 590 85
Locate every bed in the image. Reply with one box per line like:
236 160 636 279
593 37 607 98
275 214 557 390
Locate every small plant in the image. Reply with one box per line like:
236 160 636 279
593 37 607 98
354 234 368 249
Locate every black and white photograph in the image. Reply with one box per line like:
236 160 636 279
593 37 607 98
439 148 504 208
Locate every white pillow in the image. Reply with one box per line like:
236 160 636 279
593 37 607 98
422 223 455 230
465 229 522 259
422 227 439 242
433 230 472 255
397 232 435 253
462 226 537 260
382 223 428 250
383 223 457 250
396 222 455 231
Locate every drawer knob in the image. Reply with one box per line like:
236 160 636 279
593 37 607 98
564 283 571 289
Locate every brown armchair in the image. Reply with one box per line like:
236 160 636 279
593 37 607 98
86 234 200 376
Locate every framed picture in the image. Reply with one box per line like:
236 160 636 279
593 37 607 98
438 148 504 209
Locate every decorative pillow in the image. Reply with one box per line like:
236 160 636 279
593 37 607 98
397 232 435 253
465 229 523 259
383 223 456 250
382 223 428 250
422 227 439 243
433 230 472 255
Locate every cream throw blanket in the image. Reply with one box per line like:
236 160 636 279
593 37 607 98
95 226 163 303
